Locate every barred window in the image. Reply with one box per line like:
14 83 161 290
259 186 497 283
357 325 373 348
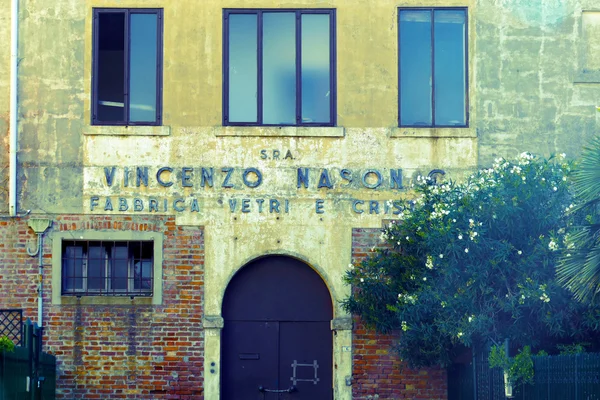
61 240 153 296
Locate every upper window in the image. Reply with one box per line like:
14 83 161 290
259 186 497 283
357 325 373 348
92 9 163 126
223 9 336 127
398 8 468 127
582 11 600 73
62 240 153 296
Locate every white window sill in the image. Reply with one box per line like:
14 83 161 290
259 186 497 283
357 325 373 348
214 126 345 138
59 296 153 306
84 125 171 136
391 126 476 138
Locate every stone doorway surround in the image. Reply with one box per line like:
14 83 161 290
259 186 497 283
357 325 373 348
200 223 354 400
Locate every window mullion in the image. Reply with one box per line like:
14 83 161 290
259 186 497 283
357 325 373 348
127 242 132 293
257 11 263 125
124 10 131 125
83 249 88 292
295 11 302 125
105 243 110 294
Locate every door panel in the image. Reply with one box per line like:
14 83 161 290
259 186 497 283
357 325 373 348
279 322 333 399
221 321 279 400
222 256 334 400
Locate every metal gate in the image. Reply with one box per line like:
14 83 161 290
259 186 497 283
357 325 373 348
0 313 56 400
221 256 333 399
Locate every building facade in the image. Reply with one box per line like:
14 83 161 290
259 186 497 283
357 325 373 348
0 0 599 398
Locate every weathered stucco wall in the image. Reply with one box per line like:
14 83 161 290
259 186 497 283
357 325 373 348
475 0 600 165
0 0 598 211
2 0 482 216
15 0 85 214
3 0 597 216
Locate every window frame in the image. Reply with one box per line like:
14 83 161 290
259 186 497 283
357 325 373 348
52 231 163 305
222 8 337 127
91 8 164 126
61 240 154 296
397 7 469 128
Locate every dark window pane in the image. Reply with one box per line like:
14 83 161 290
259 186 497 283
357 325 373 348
434 10 466 126
129 13 158 123
63 245 84 291
111 243 129 290
228 14 258 123
88 245 106 290
97 12 126 122
133 242 153 290
134 260 153 290
263 12 296 125
400 10 432 126
301 14 331 124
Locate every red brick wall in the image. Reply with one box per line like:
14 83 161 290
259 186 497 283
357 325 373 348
351 228 447 400
1 218 447 399
0 218 39 324
0 215 205 399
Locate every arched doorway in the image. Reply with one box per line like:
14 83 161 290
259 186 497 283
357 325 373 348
221 255 333 399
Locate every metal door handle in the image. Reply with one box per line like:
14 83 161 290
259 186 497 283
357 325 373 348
258 385 297 393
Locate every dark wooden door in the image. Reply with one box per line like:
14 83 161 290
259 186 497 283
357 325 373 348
221 256 333 400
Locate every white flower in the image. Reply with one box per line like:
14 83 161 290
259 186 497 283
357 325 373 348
457 332 464 338
458 234 463 240
401 321 409 331
423 277 427 281
360 278 364 283
517 250 522 255
348 263 354 269
562 176 567 181
439 254 444 259
468 316 473 323
549 240 558 251
465 248 469 253
553 187 558 192
406 236 410 241
425 256 434 270
379 232 387 242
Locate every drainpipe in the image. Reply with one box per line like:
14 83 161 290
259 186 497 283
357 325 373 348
9 0 19 217
27 218 52 328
